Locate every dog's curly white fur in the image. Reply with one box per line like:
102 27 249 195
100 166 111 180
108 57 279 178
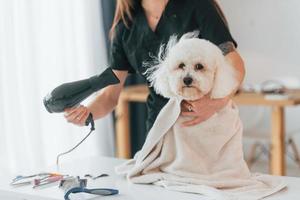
117 32 286 198
144 31 239 100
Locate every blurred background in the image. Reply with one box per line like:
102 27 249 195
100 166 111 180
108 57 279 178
0 0 300 176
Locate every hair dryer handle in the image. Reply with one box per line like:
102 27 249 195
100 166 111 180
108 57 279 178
85 113 95 131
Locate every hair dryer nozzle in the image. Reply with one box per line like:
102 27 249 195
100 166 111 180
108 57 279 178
43 68 120 115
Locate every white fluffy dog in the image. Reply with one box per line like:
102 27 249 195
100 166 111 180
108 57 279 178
145 31 239 100
117 31 285 199
140 31 250 179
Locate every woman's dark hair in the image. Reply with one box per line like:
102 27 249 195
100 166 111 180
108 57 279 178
109 0 228 39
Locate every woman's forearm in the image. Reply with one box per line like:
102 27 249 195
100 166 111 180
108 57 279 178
87 87 119 120
64 70 128 126
225 51 245 86
87 69 128 120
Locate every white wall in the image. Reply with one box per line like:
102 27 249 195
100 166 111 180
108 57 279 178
220 0 300 136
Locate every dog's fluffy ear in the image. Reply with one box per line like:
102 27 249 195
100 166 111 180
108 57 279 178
210 57 239 99
146 62 174 98
143 36 178 98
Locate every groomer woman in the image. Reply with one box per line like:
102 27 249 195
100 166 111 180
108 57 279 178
65 0 245 133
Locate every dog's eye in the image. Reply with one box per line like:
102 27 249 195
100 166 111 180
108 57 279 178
178 63 185 69
195 63 204 71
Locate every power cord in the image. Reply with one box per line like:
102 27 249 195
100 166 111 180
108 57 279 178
56 114 95 166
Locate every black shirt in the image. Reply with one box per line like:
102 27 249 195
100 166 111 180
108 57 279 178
109 0 237 132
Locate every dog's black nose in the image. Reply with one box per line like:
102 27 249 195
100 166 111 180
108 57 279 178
183 77 193 86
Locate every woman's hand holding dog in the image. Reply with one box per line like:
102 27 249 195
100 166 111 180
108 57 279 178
181 95 229 127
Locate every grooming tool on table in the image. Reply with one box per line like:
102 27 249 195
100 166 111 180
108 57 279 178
11 173 47 186
11 173 65 187
33 174 66 188
59 176 118 200
84 173 109 180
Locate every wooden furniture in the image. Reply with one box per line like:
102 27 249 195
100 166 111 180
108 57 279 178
115 84 300 176
1 156 299 200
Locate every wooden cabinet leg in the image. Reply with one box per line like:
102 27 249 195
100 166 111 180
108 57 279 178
270 106 285 175
115 98 131 158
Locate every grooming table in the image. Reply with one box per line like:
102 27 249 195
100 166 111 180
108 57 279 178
0 156 299 200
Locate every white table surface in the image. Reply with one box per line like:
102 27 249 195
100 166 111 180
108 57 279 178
0 156 299 200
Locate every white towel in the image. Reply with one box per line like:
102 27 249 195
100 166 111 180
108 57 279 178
116 98 286 200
